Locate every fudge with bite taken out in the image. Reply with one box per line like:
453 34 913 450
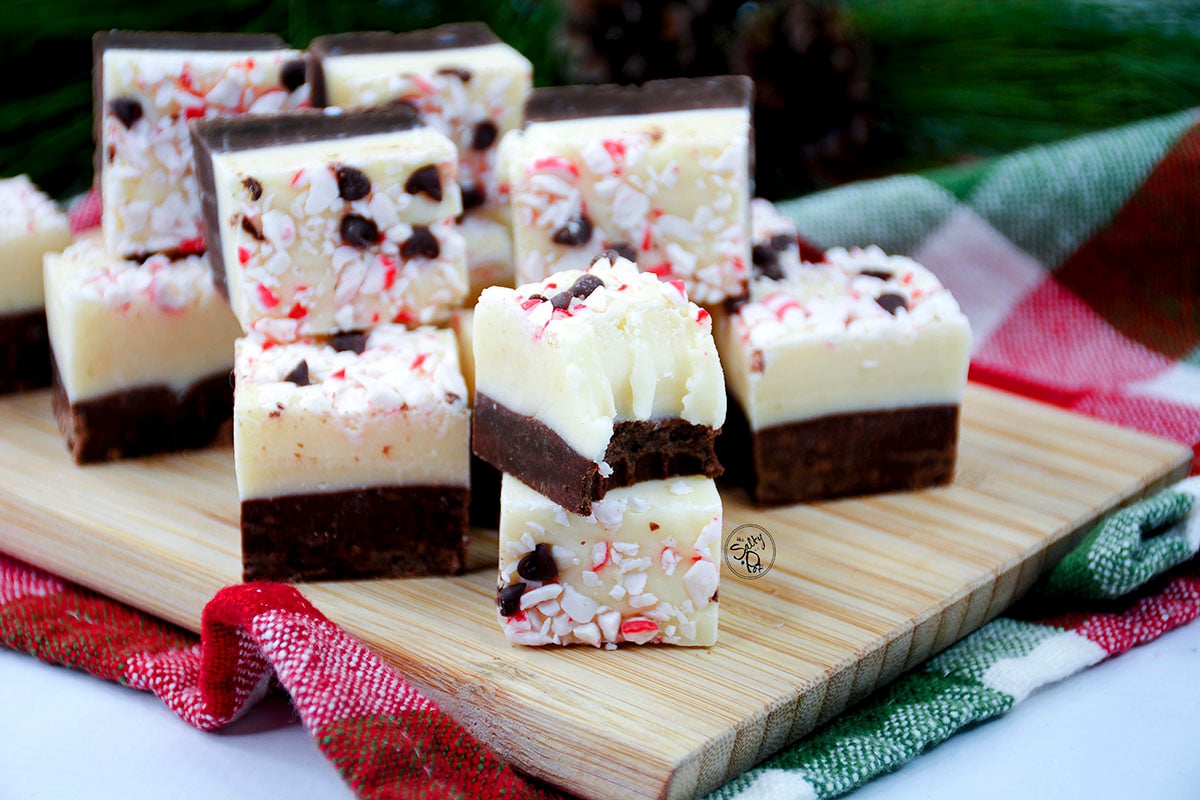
717 204 972 505
95 31 310 259
497 474 721 647
190 107 466 340
44 234 242 463
0 176 71 394
472 253 725 517
499 76 753 305
235 325 470 581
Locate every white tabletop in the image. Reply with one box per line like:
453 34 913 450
2 612 1197 800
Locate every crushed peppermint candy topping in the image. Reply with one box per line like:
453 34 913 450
0 175 67 239
57 236 217 313
235 324 467 418
102 48 311 257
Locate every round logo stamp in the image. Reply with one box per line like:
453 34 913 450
723 523 776 580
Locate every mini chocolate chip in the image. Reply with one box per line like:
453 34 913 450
336 165 371 201
471 120 498 151
460 184 486 210
769 234 795 252
340 214 379 248
752 244 784 280
283 360 309 386
437 66 472 82
610 242 638 262
724 295 748 314
497 583 526 617
405 165 443 201
568 273 605 300
401 226 440 260
240 215 264 241
551 213 593 247
242 177 263 201
550 291 573 310
527 294 548 303
281 59 308 92
517 543 558 582
860 268 893 280
109 97 143 129
876 292 909 315
329 332 369 354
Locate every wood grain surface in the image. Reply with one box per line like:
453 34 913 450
0 384 1189 800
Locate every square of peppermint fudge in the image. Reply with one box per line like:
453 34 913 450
499 76 753 305
44 234 242 463
716 212 972 505
473 253 725 516
191 107 467 340
309 23 532 222
0 176 70 394
235 325 470 582
498 474 722 647
95 31 310 259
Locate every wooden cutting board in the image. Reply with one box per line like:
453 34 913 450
0 385 1188 800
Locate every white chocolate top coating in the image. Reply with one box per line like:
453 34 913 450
0 176 70 312
474 256 726 463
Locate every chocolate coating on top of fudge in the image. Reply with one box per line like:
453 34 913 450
190 106 422 298
524 75 753 124
309 24 500 57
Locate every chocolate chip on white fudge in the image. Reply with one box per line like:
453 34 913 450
95 31 311 259
191 108 468 340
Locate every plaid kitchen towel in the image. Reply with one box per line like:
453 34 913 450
4 110 1200 798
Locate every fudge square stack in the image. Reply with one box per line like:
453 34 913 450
498 76 754 305
308 23 533 300
717 200 972 506
191 106 472 582
473 253 726 647
50 31 311 463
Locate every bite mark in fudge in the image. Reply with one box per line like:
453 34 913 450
472 255 725 514
94 31 311 259
716 208 972 504
44 235 242 463
498 475 722 647
309 24 532 221
0 176 71 393
191 109 467 339
500 76 753 304
234 325 470 580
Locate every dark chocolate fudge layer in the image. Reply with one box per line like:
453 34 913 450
524 75 752 124
719 400 959 506
0 310 50 395
52 360 233 464
241 486 469 582
473 392 722 516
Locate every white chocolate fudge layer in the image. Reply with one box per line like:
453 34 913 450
44 234 241 402
313 28 531 219
498 475 722 647
98 34 310 257
719 240 972 430
234 325 469 500
474 255 726 464
201 120 466 338
500 77 752 304
460 214 514 301
0 176 70 313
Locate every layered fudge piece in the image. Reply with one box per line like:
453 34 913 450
309 24 532 222
717 230 972 506
191 108 467 340
498 475 721 647
44 234 242 463
95 31 311 259
473 254 726 516
0 176 71 394
499 76 753 305
235 324 470 581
